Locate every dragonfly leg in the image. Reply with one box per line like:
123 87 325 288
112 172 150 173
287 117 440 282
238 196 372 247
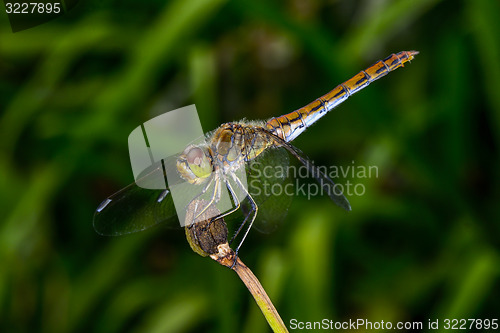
228 195 253 246
211 177 242 221
184 177 218 226
203 177 243 232
183 175 214 211
192 177 221 223
191 176 243 231
231 175 258 256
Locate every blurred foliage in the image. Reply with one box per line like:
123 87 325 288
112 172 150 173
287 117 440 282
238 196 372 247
1 0 499 332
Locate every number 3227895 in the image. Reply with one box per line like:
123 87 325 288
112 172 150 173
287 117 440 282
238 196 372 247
5 2 61 14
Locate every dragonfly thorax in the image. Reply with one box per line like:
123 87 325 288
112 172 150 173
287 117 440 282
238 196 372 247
210 123 270 174
176 145 213 185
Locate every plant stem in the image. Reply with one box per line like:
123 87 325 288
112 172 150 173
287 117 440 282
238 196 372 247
233 257 288 333
211 243 288 333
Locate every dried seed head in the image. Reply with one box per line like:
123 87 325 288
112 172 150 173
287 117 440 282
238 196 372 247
184 199 228 257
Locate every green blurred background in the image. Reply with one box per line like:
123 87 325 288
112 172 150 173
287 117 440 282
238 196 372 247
1 0 499 332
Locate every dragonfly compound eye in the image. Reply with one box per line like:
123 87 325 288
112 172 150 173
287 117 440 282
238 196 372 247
177 145 213 185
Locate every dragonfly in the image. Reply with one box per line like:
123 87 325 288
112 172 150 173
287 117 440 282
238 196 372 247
94 50 418 256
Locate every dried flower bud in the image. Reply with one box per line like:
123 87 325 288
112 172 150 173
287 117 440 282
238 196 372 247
184 199 228 257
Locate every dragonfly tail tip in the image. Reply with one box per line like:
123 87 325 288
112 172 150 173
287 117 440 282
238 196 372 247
409 50 419 58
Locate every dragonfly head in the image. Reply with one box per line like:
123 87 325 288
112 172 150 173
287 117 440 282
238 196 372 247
177 145 213 185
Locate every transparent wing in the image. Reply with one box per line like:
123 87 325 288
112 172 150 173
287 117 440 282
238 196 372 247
93 159 182 236
244 147 293 233
255 127 352 211
233 126 351 234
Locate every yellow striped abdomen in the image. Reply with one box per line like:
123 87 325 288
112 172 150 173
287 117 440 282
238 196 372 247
266 50 418 142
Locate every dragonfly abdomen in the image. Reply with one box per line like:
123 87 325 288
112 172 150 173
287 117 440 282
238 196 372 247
266 50 418 142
